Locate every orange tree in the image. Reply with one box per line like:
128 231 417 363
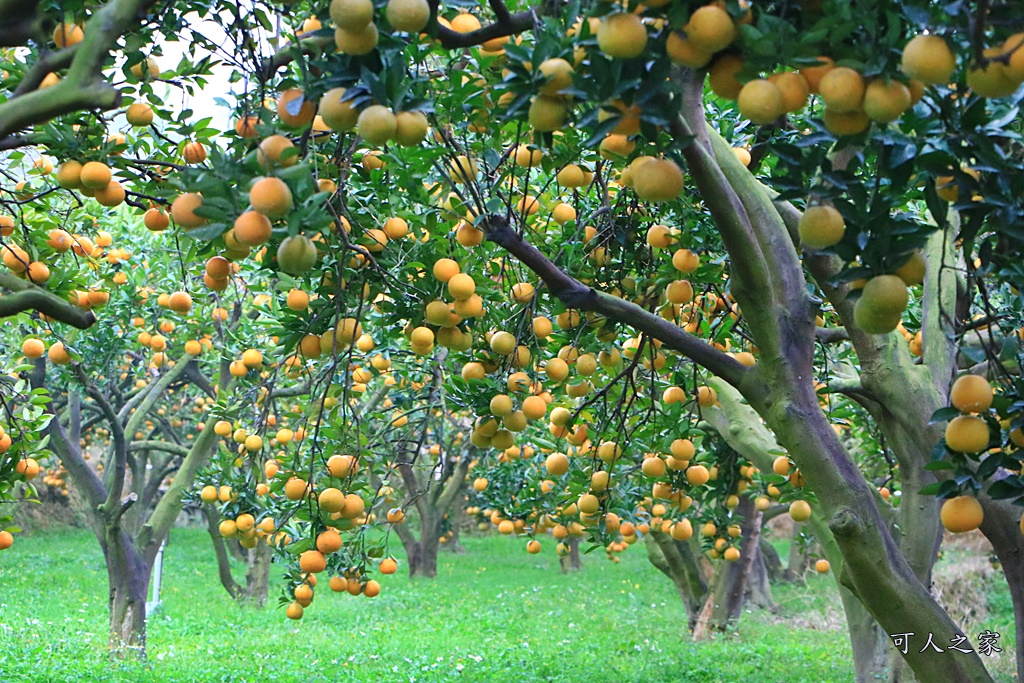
4 0 1024 680
0 198 251 656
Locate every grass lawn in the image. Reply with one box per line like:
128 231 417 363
0 525 1011 682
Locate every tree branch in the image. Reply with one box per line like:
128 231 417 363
0 0 159 139
483 214 753 389
816 326 850 343
433 4 538 49
33 366 107 511
138 418 219 563
78 366 129 518
0 272 96 328
129 440 190 458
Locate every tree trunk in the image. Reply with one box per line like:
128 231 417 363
745 541 776 611
644 532 708 628
839 585 896 683
441 521 466 554
709 499 762 630
408 515 440 578
559 536 583 572
785 521 808 582
241 541 271 606
202 504 241 600
103 528 149 659
980 496 1024 682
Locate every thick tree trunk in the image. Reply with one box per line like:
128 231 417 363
755 381 996 683
840 585 896 683
241 542 271 606
980 496 1024 681
560 536 582 573
103 529 150 659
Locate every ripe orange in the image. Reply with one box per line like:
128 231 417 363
632 159 684 202
769 71 810 112
168 291 193 313
707 53 744 100
863 79 912 123
789 499 812 522
182 141 207 164
235 116 259 138
527 96 567 132
79 161 112 190
685 5 736 53
386 0 430 32
818 67 865 113
277 89 316 127
257 135 298 171
815 559 831 573
940 495 984 533
393 111 428 146
950 375 993 413
945 415 990 453
126 103 154 127
545 452 569 475
232 211 272 246
316 529 343 554
298 550 327 573
901 35 957 85
686 464 710 486
53 23 84 48
249 177 293 219
597 13 647 59
144 207 169 231
357 105 397 146
21 338 45 359
334 23 379 55
798 205 845 249
170 193 207 229
0 530 14 549
331 0 375 29
48 341 71 365
737 79 785 125
286 289 310 311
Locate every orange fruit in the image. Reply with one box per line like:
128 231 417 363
21 338 46 358
257 135 298 171
818 67 865 113
170 193 207 229
950 375 993 413
798 205 845 249
277 89 316 127
249 177 293 219
737 79 785 124
144 208 170 231
597 13 647 59
901 35 957 85
940 495 983 533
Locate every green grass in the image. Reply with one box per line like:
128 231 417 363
0 526 1006 682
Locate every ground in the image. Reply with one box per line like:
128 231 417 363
0 527 1014 682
